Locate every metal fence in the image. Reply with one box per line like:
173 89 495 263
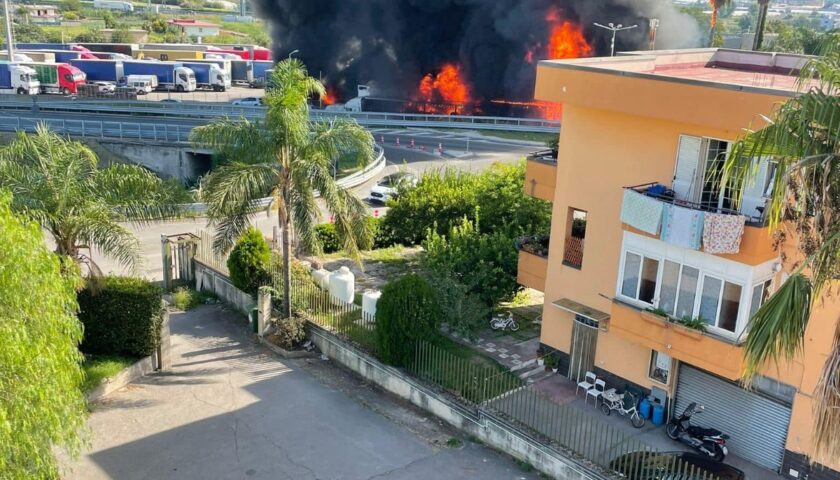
195 230 230 276
161 233 199 291
0 98 561 133
0 116 191 143
284 275 720 480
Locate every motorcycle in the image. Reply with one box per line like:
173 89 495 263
489 312 519 332
666 402 729 461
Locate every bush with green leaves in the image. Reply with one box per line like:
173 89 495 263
375 274 442 366
77 276 163 357
315 223 341 253
266 318 307 350
270 256 313 314
316 217 392 253
425 271 489 337
423 216 520 307
0 192 87 478
227 227 271 295
381 162 550 246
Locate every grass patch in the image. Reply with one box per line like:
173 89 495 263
445 437 463 448
477 130 556 144
171 288 218 311
82 355 137 393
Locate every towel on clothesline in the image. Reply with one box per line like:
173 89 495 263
620 190 664 235
703 213 746 254
660 204 704 250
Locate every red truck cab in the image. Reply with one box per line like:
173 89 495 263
58 64 86 94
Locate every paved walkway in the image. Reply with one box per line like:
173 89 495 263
63 305 541 480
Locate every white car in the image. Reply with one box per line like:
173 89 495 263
369 172 417 203
232 97 263 107
91 81 115 94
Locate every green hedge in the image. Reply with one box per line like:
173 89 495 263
375 274 442 367
227 227 271 295
315 217 395 254
77 276 163 357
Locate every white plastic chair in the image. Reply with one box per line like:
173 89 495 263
576 371 596 396
586 379 606 406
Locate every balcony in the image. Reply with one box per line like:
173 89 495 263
516 235 549 292
609 301 744 380
525 150 557 202
620 183 777 266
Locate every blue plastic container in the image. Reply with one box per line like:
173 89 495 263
652 404 665 426
639 398 651 419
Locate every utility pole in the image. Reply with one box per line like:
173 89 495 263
3 0 14 60
593 22 638 57
648 18 660 51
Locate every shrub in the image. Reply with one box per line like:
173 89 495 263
227 227 271 295
375 274 442 366
266 318 307 350
425 271 489 337
315 223 341 253
423 216 520 307
77 276 163 357
170 287 216 311
381 162 551 246
269 256 313 314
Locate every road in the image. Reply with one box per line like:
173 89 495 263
63 305 541 480
71 125 538 280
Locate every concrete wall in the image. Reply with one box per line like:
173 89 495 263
195 260 256 316
307 325 610 480
97 141 212 180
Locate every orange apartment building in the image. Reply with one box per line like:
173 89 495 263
519 48 839 479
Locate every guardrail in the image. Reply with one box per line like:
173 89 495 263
0 116 192 143
0 99 561 133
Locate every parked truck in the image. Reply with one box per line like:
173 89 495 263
15 44 96 59
1 51 56 63
230 59 253 85
18 50 84 63
77 43 137 57
182 58 231 77
135 49 205 61
23 62 86 95
69 59 123 82
251 60 274 86
180 62 230 91
120 61 196 92
0 62 40 95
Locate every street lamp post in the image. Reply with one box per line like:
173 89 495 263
593 22 638 57
288 49 299 60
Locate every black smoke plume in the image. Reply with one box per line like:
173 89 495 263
250 0 703 103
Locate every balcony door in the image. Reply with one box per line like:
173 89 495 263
567 315 598 382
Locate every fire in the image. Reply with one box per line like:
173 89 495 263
490 99 563 120
413 63 471 114
322 87 337 106
546 10 592 60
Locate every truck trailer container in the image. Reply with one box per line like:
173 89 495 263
77 43 137 57
19 50 85 62
135 49 205 61
23 62 86 94
182 58 231 76
15 44 96 59
0 51 56 63
251 60 274 85
120 60 196 91
0 62 40 94
69 59 123 82
230 59 253 85
180 61 230 91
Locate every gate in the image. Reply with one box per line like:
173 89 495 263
567 314 598 382
161 233 198 291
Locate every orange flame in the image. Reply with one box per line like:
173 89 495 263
322 87 337 106
547 23 592 59
433 64 470 104
490 99 563 120
418 74 435 102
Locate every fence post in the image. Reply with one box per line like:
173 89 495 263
155 302 172 372
257 286 272 337
161 234 172 292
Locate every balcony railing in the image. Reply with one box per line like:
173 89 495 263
526 149 557 164
625 182 765 226
563 236 584 269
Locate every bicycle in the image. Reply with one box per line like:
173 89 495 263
600 390 645 428
489 312 519 332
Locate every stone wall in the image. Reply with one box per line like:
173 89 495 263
195 260 256 317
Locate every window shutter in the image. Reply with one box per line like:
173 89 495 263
739 157 771 220
673 135 702 202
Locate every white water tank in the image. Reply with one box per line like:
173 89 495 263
311 268 328 289
320 271 332 290
329 266 355 304
362 289 381 323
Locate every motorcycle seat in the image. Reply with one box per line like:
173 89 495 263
687 426 722 437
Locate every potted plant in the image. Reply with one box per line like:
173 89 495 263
641 307 669 325
544 355 559 373
536 351 545 366
672 315 707 338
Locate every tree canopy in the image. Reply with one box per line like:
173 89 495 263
0 191 87 478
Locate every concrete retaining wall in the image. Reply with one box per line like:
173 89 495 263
86 356 155 402
195 260 256 316
307 325 608 480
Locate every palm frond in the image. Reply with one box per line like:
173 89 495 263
303 118 375 170
812 322 840 464
74 205 143 272
309 161 372 262
189 119 278 165
202 162 280 253
92 163 186 224
741 274 812 384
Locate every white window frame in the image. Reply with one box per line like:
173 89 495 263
618 249 662 307
696 273 744 333
649 350 672 385
749 277 774 318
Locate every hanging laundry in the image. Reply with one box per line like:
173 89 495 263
661 204 704 250
703 213 746 254
620 189 664 235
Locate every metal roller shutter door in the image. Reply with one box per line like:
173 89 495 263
674 364 791 471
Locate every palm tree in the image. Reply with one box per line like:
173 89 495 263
0 125 186 274
752 0 771 50
190 59 374 319
708 0 733 47
724 32 840 464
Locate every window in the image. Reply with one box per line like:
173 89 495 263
563 208 587 269
749 279 773 318
697 275 742 332
620 251 659 305
178 73 187 82
649 351 672 384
